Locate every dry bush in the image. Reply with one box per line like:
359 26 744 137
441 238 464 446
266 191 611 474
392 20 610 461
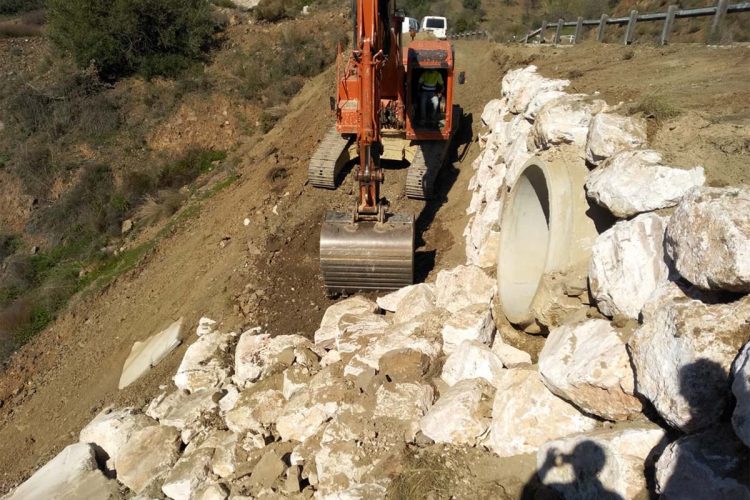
0 299 31 339
135 190 187 225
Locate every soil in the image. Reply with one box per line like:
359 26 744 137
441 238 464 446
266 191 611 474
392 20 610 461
0 32 749 494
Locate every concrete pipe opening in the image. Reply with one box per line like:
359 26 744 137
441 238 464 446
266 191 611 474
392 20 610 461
497 148 604 330
497 165 550 325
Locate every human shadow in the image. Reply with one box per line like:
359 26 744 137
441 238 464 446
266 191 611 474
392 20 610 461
521 440 623 500
658 357 750 497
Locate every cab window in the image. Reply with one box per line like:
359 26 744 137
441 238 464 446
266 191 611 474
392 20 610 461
426 18 444 29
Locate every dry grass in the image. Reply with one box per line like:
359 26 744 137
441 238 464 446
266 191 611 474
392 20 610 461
0 21 42 37
135 189 187 225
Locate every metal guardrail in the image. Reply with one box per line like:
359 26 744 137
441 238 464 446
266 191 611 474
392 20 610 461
448 30 488 39
524 0 750 45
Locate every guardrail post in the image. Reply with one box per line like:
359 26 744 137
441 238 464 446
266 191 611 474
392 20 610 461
554 19 564 44
574 17 583 43
709 0 729 44
660 5 677 45
597 14 608 42
624 10 638 45
539 20 548 43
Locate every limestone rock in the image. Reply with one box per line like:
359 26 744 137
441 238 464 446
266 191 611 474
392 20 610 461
392 284 438 324
532 95 606 150
434 265 496 314
234 331 319 386
116 425 182 494
666 186 750 292
586 149 705 218
539 319 642 421
480 98 505 127
146 389 220 442
629 292 750 432
6 443 121 500
345 318 442 377
377 283 434 314
119 318 183 389
523 90 568 121
537 423 667 500
374 382 434 440
79 407 156 469
225 388 285 435
196 317 217 336
250 450 286 489
377 348 431 383
585 113 647 166
173 331 231 393
441 340 505 388
491 338 532 368
732 342 750 447
440 303 494 354
656 425 750 499
184 429 238 478
487 368 599 457
161 448 213 500
501 65 569 115
419 378 495 445
314 297 378 347
276 368 344 442
194 484 229 500
589 213 670 319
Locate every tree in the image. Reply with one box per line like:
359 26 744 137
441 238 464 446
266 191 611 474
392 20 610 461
47 0 217 80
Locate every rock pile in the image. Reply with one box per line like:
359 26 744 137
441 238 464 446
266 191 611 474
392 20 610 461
8 65 750 500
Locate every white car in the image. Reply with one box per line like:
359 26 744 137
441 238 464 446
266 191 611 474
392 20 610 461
421 16 447 39
402 16 419 34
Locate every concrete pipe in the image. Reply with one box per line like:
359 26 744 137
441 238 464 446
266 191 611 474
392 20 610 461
497 147 606 332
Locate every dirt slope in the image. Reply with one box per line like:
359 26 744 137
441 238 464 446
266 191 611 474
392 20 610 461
0 37 748 492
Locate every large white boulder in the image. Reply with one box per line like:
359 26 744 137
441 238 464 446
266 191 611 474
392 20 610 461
376 283 433 313
440 303 494 354
665 186 750 292
589 213 670 319
79 407 156 469
537 423 667 500
523 90 568 121
6 443 120 500
656 425 750 499
224 388 286 435
585 113 647 166
441 340 505 388
345 317 442 377
501 66 569 115
539 319 642 421
434 265 496 313
487 368 599 457
629 290 750 433
586 149 705 218
115 425 183 494
234 331 319 386
531 95 606 150
732 342 750 447
391 284 438 324
146 389 220 442
173 331 231 393
419 378 495 445
480 98 506 127
503 116 535 185
374 382 434 440
161 448 214 500
119 318 183 389
314 297 378 347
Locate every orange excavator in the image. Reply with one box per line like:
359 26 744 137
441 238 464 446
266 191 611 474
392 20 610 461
310 0 460 294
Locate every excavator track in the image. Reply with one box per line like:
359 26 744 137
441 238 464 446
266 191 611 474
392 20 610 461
405 106 461 200
308 126 353 189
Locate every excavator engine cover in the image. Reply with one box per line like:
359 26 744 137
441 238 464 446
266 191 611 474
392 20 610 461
320 212 414 293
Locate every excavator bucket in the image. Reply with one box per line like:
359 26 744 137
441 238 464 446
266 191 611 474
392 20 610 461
320 212 414 294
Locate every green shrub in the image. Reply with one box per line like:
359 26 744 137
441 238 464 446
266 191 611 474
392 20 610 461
211 0 236 7
0 0 45 15
47 0 217 80
157 149 227 189
254 0 296 22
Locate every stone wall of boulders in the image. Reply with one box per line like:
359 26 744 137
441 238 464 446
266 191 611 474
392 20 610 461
6 66 750 500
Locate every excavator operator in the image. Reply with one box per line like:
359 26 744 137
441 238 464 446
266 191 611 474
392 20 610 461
418 69 444 127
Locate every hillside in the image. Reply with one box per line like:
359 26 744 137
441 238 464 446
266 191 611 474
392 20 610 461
0 0 749 496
